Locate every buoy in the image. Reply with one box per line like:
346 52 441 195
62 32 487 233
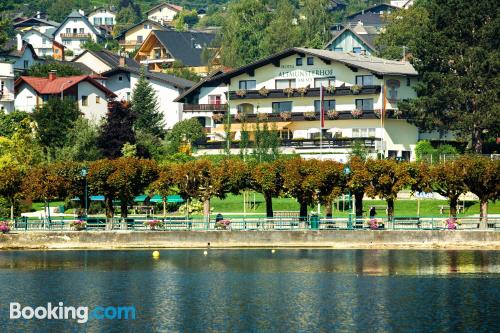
203 250 208 256
271 249 276 254
152 250 160 258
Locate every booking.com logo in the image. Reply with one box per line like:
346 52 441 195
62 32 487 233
9 302 136 324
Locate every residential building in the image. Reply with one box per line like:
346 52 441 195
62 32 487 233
21 29 57 58
102 66 193 129
116 19 166 53
53 10 102 56
73 50 140 74
134 30 216 74
146 3 183 26
0 35 39 73
175 47 422 161
0 61 16 113
325 27 377 55
345 4 398 29
13 17 60 35
14 71 116 121
391 0 413 9
87 7 116 27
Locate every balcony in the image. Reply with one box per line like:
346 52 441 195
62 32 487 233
183 104 228 112
0 92 14 101
120 40 141 46
228 85 381 100
60 33 92 39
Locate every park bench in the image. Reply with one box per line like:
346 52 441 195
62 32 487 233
393 217 421 229
85 218 106 230
439 205 464 214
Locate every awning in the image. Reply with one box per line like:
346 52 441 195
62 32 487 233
150 195 163 203
90 195 105 201
213 122 291 133
167 195 184 203
134 195 148 202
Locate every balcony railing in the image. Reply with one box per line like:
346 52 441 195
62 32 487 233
0 92 14 101
60 33 92 39
183 104 228 112
120 40 141 46
228 85 381 100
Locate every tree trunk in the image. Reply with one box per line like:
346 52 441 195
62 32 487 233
203 198 210 223
299 201 308 221
120 199 128 230
325 201 333 218
104 196 114 230
480 200 488 230
472 125 483 154
354 192 363 217
449 196 458 218
264 191 273 218
387 198 394 221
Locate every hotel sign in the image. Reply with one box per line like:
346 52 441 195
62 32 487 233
278 65 335 83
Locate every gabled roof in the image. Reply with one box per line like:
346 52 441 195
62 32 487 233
114 19 166 40
146 3 183 15
15 75 116 96
73 50 140 69
148 30 216 67
325 28 377 52
22 28 54 42
174 48 417 102
173 69 225 102
102 66 194 89
13 17 60 28
0 39 39 60
53 10 101 37
87 7 116 16
346 4 398 20
40 60 97 75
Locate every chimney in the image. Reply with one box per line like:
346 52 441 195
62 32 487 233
48 70 57 81
16 33 23 51
119 56 126 66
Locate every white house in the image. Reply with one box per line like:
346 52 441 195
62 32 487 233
87 7 116 26
390 0 413 9
146 3 183 26
21 29 56 58
73 49 140 74
102 66 193 129
0 35 39 73
0 61 16 113
53 10 101 56
14 71 116 122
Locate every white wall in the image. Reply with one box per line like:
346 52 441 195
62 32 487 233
77 81 109 122
0 62 15 112
148 6 179 23
55 19 98 55
88 10 116 26
23 31 53 57
14 85 38 112
74 52 111 73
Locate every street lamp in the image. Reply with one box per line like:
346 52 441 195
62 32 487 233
61 80 73 100
80 167 88 217
343 165 352 229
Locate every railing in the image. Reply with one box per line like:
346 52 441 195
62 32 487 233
196 138 380 150
60 33 92 39
228 85 381 100
6 216 500 231
183 104 228 112
0 92 14 101
120 40 141 46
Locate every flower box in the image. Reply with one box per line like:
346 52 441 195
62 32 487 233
236 89 247 97
70 220 86 231
0 221 10 234
327 110 340 120
144 219 164 230
304 111 317 120
280 111 291 121
351 109 363 119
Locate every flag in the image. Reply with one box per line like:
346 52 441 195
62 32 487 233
320 85 325 128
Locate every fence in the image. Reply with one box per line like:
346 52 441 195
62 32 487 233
420 154 500 164
4 215 500 232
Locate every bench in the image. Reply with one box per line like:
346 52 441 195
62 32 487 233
439 205 464 214
393 217 421 229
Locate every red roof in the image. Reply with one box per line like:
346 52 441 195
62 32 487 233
15 75 116 96
168 4 183 11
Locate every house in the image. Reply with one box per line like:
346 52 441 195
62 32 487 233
0 61 16 113
87 7 116 27
0 35 39 73
391 0 413 9
53 10 102 56
73 49 140 74
14 71 116 121
146 3 183 26
13 17 60 35
102 66 194 129
116 19 167 53
328 0 347 12
175 47 423 160
133 30 216 74
325 27 377 55
345 4 398 28
21 29 60 58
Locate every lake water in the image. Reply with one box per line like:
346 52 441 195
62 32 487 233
0 249 498 332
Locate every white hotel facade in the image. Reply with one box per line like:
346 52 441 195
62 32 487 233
176 48 422 161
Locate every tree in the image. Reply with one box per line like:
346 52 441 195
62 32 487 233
98 100 136 159
366 159 412 220
166 118 205 154
252 120 281 162
0 164 24 219
173 10 199 31
27 62 83 77
261 0 301 56
88 159 118 225
458 155 500 228
219 0 270 67
347 156 370 217
81 39 104 52
51 161 87 213
0 110 31 138
56 118 102 162
282 157 320 219
381 0 500 153
0 119 44 168
429 160 468 217
150 164 175 216
131 71 164 138
32 97 81 160
316 160 346 218
0 19 13 49
299 0 332 48
164 61 202 82
249 159 285 217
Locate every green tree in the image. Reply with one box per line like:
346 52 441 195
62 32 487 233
249 159 285 217
0 110 31 138
56 118 102 162
347 156 370 217
32 97 81 160
81 39 104 52
0 19 13 48
261 0 301 55
27 62 83 77
98 100 136 159
0 119 44 168
173 10 199 31
430 160 468 217
252 120 280 162
0 164 24 219
299 0 332 48
316 160 346 218
166 118 205 154
164 61 202 82
383 0 500 153
219 0 270 67
131 71 164 138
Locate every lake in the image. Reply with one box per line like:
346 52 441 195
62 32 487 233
0 249 498 332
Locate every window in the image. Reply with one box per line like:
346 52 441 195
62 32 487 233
275 79 296 89
238 80 256 90
55 49 59 54
42 95 49 102
66 28 71 33
126 92 131 101
353 47 362 54
406 77 411 86
355 75 374 86
63 40 70 45
105 17 113 25
272 101 292 113
42 38 47 45
94 18 102 25
334 47 343 52
144 24 150 29
137 36 143 43
237 103 254 114
118 76 123 81
82 96 88 106
307 57 314 65
23 60 29 69
352 128 376 138
79 28 84 33
314 77 335 88
314 100 336 112
296 58 303 66
208 95 221 105
355 98 374 110
96 96 100 104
